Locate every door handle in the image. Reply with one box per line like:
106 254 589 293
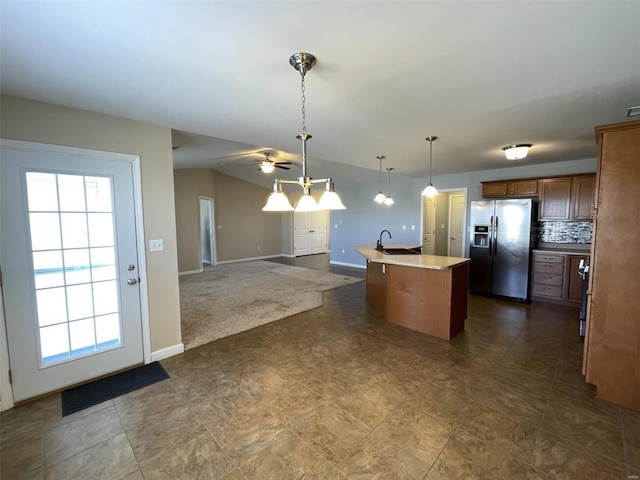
127 278 138 285
494 216 498 256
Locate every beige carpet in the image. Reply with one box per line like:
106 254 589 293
179 260 363 350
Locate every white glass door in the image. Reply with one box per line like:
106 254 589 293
1 142 144 401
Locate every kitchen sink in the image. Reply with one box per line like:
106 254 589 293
379 247 422 255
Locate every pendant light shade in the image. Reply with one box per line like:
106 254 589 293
262 182 294 211
422 136 438 197
318 180 346 210
295 193 319 212
262 52 346 212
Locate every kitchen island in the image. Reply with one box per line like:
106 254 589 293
355 245 471 340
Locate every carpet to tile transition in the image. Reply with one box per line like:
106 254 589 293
179 260 363 350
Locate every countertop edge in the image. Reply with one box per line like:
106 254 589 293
354 245 471 270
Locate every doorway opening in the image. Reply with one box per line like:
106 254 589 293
422 188 468 257
199 197 216 268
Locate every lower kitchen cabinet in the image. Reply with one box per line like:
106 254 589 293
531 251 589 307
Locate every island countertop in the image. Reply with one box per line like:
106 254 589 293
354 245 470 270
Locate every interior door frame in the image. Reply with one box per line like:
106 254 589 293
0 139 151 409
420 187 468 257
199 196 216 267
447 192 466 257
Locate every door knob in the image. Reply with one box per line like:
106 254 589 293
127 278 138 285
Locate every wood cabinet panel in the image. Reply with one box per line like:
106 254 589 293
365 260 387 319
482 179 538 198
567 255 588 302
539 177 572 220
573 175 596 220
482 182 508 197
584 120 640 410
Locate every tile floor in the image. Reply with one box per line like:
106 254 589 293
2 254 639 479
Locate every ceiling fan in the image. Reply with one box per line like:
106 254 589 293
252 152 292 173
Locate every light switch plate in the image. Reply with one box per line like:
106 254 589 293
149 239 163 252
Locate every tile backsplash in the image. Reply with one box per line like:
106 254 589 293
538 221 592 244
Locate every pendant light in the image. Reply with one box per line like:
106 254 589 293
262 52 346 212
374 155 386 203
384 168 395 206
422 136 438 198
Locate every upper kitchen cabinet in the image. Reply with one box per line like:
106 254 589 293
482 178 538 198
572 175 597 220
538 174 596 221
583 119 640 411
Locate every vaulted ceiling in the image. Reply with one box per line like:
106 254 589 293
2 1 638 188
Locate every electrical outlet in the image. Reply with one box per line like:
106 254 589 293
411 225 415 230
149 239 163 252
402 225 407 230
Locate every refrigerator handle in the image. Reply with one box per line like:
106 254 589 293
489 215 493 255
494 216 498 256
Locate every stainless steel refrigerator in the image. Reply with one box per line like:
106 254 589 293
469 198 535 300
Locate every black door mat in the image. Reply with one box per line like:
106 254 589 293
61 361 169 416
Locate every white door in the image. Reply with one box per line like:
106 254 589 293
311 210 328 254
448 193 465 257
1 142 144 402
294 209 313 256
423 195 436 255
199 197 215 266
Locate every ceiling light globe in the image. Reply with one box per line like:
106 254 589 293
374 192 386 203
260 163 275 173
422 184 438 197
384 196 394 206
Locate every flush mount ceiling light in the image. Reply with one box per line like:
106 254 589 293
502 144 532 160
262 52 346 212
374 155 386 204
422 136 438 198
384 167 395 206
627 106 640 117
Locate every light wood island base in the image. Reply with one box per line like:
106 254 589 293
356 246 470 341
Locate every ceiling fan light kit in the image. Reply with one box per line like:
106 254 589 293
262 52 346 212
422 136 438 198
502 144 532 160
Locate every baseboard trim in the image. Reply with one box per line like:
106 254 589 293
216 254 282 265
178 269 203 276
151 343 184 362
330 260 366 269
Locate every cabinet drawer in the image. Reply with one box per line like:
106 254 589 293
533 273 563 286
534 262 565 275
534 254 564 263
532 283 563 298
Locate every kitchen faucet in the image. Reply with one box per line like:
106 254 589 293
376 230 392 251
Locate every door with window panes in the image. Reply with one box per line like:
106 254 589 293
1 141 143 402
